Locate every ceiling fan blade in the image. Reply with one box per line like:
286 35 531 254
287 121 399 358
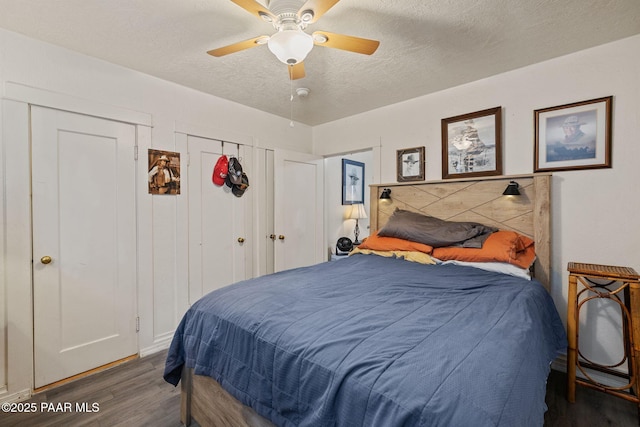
288 63 306 80
297 0 340 24
230 0 276 22
207 36 269 57
312 31 380 55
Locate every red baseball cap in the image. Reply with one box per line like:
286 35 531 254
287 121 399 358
212 155 228 186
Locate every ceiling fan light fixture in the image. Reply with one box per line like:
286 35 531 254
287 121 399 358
268 29 314 65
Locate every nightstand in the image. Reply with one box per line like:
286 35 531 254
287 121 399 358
567 262 640 413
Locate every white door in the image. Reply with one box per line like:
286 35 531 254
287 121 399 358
253 148 275 277
274 149 324 272
187 137 251 303
32 107 137 388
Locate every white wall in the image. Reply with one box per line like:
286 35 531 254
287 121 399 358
0 28 312 401
314 35 640 373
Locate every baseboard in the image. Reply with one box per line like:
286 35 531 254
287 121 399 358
551 352 629 389
139 333 173 357
0 387 32 404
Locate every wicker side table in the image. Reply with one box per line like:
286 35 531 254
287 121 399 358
567 262 640 412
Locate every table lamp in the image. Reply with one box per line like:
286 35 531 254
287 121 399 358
349 204 367 245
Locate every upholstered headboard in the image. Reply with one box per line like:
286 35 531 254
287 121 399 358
370 174 552 290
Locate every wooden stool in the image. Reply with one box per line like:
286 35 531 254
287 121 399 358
567 262 640 415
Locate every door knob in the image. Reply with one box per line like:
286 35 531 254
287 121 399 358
278 235 285 240
40 256 52 264
237 237 245 243
269 234 276 240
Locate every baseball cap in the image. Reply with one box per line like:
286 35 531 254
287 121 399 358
227 157 243 185
232 173 250 197
212 155 228 186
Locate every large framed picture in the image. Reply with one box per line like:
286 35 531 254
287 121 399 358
342 159 365 205
396 146 425 182
534 96 612 172
441 106 502 179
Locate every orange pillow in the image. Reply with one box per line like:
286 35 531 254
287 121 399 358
358 232 433 254
432 230 535 269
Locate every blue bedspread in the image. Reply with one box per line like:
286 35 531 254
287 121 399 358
164 254 566 427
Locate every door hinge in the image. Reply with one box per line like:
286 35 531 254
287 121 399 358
136 317 140 332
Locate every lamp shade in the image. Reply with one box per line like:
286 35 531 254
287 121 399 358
349 204 368 220
267 29 314 65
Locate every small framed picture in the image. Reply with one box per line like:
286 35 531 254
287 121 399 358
396 146 425 182
342 159 365 205
534 96 612 172
441 106 502 179
148 149 181 195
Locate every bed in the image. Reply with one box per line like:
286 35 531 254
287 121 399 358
164 174 566 427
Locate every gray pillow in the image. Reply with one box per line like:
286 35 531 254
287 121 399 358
377 209 497 248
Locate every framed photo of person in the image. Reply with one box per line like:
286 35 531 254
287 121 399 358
396 146 425 182
148 149 181 195
441 107 502 179
534 96 612 172
342 159 365 205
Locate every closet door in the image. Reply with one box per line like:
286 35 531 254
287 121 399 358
187 136 252 303
32 106 137 388
253 148 275 277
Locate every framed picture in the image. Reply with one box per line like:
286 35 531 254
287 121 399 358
342 159 365 205
534 96 612 172
396 146 425 182
441 106 502 179
148 149 181 195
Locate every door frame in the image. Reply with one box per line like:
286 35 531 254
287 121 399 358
1 85 151 399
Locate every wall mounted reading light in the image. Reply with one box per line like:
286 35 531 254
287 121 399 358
380 188 392 200
502 181 520 196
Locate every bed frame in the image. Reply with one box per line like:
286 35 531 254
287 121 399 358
181 368 276 427
179 173 552 426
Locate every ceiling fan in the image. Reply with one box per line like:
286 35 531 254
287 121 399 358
208 0 380 80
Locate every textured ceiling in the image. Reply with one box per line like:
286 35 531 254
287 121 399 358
0 0 639 126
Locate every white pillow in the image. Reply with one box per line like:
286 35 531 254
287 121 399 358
439 259 531 280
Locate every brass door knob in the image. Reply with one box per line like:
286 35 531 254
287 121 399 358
269 234 276 240
278 235 285 240
237 237 245 243
40 256 52 264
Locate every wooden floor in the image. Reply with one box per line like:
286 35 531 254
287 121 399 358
2 350 638 426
